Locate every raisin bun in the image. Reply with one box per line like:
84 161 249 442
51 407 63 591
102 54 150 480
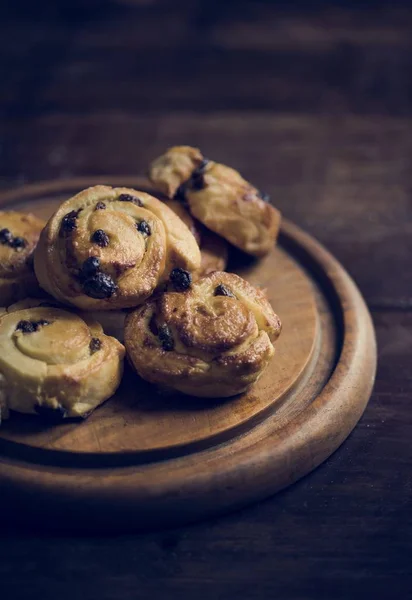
0 298 125 422
34 185 201 310
0 211 45 306
125 271 281 398
149 146 281 257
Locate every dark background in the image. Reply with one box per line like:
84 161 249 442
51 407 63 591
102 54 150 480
1 1 412 598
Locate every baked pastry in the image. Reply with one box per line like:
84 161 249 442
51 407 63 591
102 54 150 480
149 146 281 256
7 296 127 343
0 211 45 306
162 198 228 278
0 299 125 422
34 185 201 310
125 271 281 398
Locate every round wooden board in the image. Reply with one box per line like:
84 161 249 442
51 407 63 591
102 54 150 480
0 178 376 531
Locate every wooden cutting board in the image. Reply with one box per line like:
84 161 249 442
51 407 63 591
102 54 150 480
0 177 376 531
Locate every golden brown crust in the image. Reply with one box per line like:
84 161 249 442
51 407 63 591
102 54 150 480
34 186 201 310
0 299 125 419
0 211 45 306
149 146 204 198
124 272 281 398
159 198 228 278
149 146 281 257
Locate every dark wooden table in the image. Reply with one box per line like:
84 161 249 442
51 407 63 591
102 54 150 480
1 1 411 598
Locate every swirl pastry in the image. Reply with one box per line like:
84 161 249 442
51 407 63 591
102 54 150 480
34 185 201 310
162 198 228 278
0 211 45 306
125 271 281 398
0 299 124 421
149 146 281 257
9 297 127 343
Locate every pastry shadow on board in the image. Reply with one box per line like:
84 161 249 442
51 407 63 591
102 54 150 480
0 362 242 469
2 361 234 431
226 245 260 274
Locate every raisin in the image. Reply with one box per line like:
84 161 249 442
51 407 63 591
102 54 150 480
136 220 151 236
61 209 82 233
190 158 209 191
35 404 68 421
16 320 36 334
91 229 109 247
82 272 118 299
95 201 106 210
10 236 27 250
37 319 50 327
158 324 174 351
16 319 50 333
0 228 13 244
258 190 270 203
170 268 192 291
81 256 100 279
89 337 102 353
118 193 143 206
214 284 236 298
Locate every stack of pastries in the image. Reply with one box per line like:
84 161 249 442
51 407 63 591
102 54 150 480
0 147 282 424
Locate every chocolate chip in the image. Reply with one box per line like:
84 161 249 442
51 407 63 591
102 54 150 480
0 228 13 244
61 209 82 234
91 229 109 247
35 404 68 421
214 284 236 298
95 201 106 210
136 220 151 236
89 337 102 353
10 236 27 250
82 272 118 299
81 256 100 278
170 268 192 291
118 193 143 206
16 320 36 334
158 324 174 351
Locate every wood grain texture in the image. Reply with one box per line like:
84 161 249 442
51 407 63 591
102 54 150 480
0 180 318 455
0 178 375 531
0 1 411 599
